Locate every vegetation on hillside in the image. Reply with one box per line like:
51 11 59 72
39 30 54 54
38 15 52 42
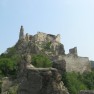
0 46 94 94
32 54 52 68
62 71 94 94
0 47 21 78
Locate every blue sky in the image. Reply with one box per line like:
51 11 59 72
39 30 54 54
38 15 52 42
0 0 94 60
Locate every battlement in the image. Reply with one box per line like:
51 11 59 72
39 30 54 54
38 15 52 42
69 47 78 56
19 26 61 43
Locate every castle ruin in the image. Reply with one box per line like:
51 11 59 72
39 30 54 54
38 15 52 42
19 26 60 43
18 26 91 73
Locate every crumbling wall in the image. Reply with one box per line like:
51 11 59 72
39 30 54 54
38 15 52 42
63 55 91 73
56 47 91 73
69 47 77 56
34 32 47 42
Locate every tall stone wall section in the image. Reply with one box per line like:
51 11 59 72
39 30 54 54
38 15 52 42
57 47 91 73
63 55 91 73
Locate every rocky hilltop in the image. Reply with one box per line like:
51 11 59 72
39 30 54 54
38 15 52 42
1 26 69 94
0 26 92 94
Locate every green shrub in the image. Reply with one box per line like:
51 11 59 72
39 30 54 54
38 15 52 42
62 72 87 94
79 71 94 90
32 54 52 68
0 58 17 77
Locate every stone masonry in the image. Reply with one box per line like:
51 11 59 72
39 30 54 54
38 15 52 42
18 26 91 73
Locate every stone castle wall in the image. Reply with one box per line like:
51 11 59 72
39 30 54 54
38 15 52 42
63 55 91 73
58 54 91 73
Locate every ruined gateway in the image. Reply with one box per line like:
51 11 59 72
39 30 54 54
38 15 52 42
1 26 91 94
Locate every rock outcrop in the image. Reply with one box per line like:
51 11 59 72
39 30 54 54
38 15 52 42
17 54 69 94
52 60 66 75
1 54 69 94
1 77 18 94
18 67 69 94
79 90 94 94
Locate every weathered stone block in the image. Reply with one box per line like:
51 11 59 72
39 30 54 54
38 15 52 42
79 90 94 94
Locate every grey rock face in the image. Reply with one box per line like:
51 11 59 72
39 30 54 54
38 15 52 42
52 60 66 75
57 44 65 55
79 90 94 94
1 77 18 94
18 71 42 94
1 77 12 94
17 67 69 94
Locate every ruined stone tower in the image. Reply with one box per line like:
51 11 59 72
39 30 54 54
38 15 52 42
19 26 24 40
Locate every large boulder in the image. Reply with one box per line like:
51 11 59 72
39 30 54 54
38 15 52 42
17 67 69 94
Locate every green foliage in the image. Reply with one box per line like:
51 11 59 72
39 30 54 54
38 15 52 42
0 58 17 77
0 46 21 93
32 54 52 68
7 47 17 57
0 46 21 78
62 72 94 94
0 47 17 59
62 72 87 94
79 71 94 90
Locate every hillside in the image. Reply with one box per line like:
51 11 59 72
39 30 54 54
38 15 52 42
0 26 94 94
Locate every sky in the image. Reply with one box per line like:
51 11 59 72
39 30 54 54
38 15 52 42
0 0 94 60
